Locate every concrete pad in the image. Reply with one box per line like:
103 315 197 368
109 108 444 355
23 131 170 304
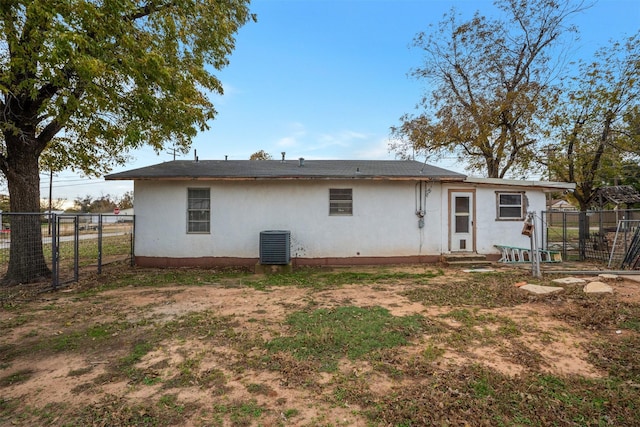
620 275 640 283
462 268 495 273
520 284 565 295
584 281 614 294
552 277 586 285
598 274 619 281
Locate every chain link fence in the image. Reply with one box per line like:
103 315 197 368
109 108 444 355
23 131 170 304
542 209 640 268
0 212 134 288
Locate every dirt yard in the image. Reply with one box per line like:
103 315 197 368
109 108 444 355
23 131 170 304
1 264 639 426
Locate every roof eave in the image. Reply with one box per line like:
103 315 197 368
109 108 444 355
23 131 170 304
105 175 467 181
463 177 576 191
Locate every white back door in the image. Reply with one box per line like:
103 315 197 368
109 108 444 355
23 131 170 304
450 191 475 252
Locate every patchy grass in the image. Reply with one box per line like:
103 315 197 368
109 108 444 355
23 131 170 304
213 399 265 426
434 308 523 349
588 335 640 382
365 365 640 426
0 265 638 426
0 369 34 386
554 297 640 331
402 271 533 307
266 305 426 371
71 394 197 426
244 268 443 291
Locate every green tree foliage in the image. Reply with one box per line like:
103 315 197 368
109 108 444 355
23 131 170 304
0 194 9 213
0 0 254 284
74 194 118 213
117 191 134 210
249 150 273 160
546 33 640 211
40 198 67 212
390 0 586 178
618 160 640 192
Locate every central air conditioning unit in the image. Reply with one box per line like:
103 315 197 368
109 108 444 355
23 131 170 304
259 230 291 265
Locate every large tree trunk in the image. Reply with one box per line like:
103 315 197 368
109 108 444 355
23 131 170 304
1 134 51 285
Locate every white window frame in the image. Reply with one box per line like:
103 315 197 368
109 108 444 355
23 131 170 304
496 192 525 220
329 188 353 216
187 187 211 233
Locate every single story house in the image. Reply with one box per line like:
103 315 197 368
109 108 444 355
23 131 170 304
106 159 575 267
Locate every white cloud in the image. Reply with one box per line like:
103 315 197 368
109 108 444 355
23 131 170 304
272 127 395 161
310 130 369 152
318 130 366 145
353 138 394 160
276 122 306 148
206 81 243 107
276 136 299 148
219 81 243 98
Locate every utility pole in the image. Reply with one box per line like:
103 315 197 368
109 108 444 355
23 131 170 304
166 145 179 161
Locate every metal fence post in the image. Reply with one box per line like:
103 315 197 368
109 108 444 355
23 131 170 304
561 212 567 261
97 214 103 274
541 210 548 250
51 214 58 289
73 216 79 282
131 215 136 267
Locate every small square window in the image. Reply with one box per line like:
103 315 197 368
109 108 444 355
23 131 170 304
329 188 352 216
497 192 524 220
187 188 210 233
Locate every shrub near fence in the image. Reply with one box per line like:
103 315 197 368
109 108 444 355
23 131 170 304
0 213 134 288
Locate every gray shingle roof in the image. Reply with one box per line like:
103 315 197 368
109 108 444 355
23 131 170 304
105 159 467 181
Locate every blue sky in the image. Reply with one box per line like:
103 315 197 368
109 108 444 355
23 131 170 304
42 0 640 203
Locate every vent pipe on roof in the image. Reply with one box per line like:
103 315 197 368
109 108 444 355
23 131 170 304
194 150 198 162
299 157 305 167
225 155 228 161
281 152 286 162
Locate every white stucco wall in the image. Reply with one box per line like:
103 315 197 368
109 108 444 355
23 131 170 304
134 179 446 259
443 183 548 254
133 179 551 261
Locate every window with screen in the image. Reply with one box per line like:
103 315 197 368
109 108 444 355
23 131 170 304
329 188 352 216
187 188 210 233
497 192 524 220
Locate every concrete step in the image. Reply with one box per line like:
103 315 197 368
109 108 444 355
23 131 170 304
445 260 494 267
441 254 492 267
442 254 488 262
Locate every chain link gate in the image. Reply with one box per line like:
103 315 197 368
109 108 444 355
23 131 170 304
52 215 79 287
51 214 135 289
